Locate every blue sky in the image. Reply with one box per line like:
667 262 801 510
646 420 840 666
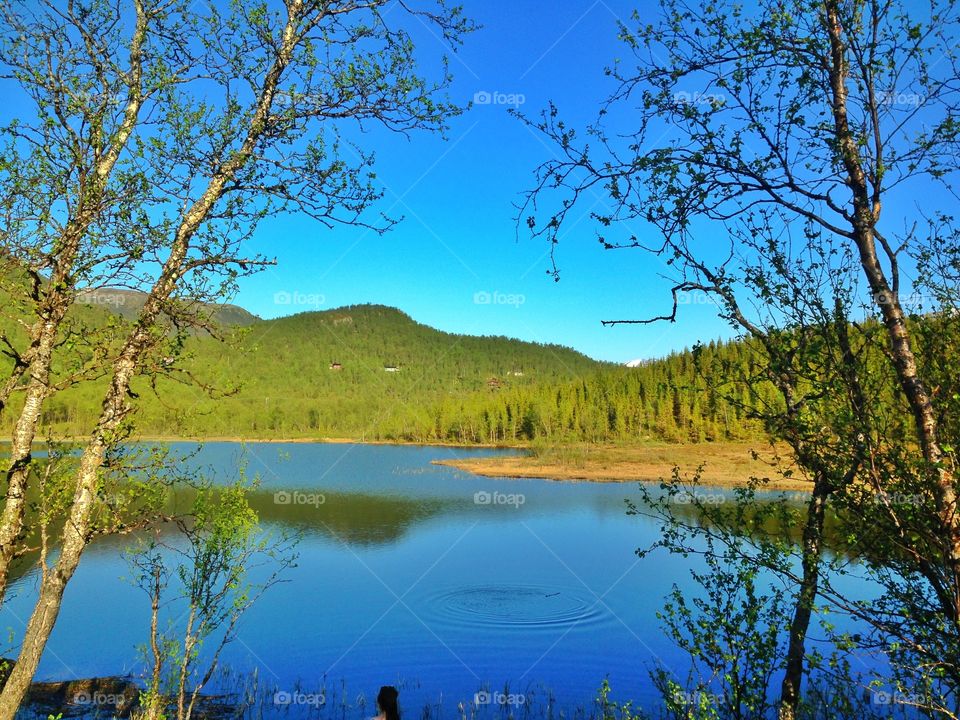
236 0 735 363
8 1 938 364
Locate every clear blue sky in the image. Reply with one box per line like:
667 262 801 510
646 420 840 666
1 2 944 363
235 0 734 363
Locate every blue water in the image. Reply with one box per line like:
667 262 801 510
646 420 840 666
0 442 871 717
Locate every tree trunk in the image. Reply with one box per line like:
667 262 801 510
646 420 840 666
0 432 107 720
176 612 197 720
778 478 830 720
143 562 165 720
823 0 960 622
0 0 149 606
0 309 68 606
0 9 301 715
0 310 151 715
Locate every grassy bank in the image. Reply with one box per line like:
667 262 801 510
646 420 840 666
433 441 809 490
2 436 808 490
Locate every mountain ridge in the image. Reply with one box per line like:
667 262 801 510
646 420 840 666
77 287 611 364
77 287 260 327
1 277 768 444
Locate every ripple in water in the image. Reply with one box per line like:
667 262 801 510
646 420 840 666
422 584 609 631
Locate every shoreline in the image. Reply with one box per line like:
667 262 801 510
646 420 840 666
0 436 516 449
2 436 809 491
434 441 810 491
69 436 515 448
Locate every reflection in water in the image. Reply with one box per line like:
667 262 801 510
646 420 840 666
0 442 851 717
249 489 455 545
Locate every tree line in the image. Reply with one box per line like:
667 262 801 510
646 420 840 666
0 297 777 443
0 1 475 717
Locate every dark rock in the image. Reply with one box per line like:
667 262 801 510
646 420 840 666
26 676 141 718
0 663 231 719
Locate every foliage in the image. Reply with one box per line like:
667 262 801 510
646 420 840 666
520 0 960 716
0 293 776 444
128 474 297 720
596 678 647 720
0 0 476 714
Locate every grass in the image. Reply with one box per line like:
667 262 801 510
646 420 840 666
433 440 809 490
3 436 809 490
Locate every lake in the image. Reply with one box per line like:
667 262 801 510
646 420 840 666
0 442 858 717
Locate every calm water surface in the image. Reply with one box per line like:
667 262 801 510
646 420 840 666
1 442 865 716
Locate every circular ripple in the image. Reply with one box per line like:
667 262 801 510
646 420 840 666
422 584 609 631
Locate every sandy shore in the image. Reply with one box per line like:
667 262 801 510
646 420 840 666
2 436 810 491
432 442 811 491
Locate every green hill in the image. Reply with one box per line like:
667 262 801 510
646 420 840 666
152 303 613 440
76 288 260 327
1 281 769 444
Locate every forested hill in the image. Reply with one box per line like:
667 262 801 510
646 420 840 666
2 292 771 443
254 303 604 380
77 287 260 327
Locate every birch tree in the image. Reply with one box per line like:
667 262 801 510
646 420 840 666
0 0 472 716
0 0 198 605
521 0 960 716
